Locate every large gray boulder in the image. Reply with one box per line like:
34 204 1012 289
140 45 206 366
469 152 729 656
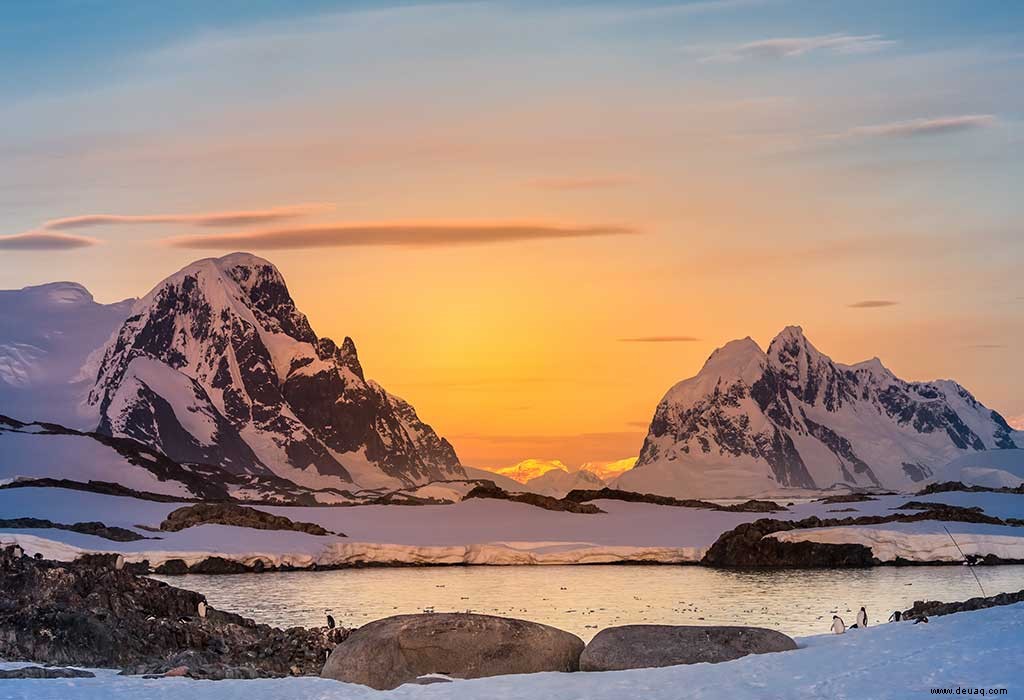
321 613 584 689
580 624 797 672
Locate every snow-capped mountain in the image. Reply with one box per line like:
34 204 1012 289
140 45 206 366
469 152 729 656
522 468 605 498
617 326 1022 498
85 253 463 490
0 282 133 426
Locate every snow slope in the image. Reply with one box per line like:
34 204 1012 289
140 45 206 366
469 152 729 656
936 449 1024 488
2 486 1022 568
1 600 1020 699
621 326 1022 498
521 468 605 497
0 282 133 427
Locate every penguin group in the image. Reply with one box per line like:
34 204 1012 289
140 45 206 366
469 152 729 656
831 606 868 634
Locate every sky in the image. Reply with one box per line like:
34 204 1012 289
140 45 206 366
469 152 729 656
1 0 1022 471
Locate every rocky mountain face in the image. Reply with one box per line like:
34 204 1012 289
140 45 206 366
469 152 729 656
618 326 1022 498
85 253 463 490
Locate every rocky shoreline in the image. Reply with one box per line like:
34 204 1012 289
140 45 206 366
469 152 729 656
0 545 347 679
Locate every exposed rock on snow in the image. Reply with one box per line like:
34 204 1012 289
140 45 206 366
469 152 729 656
564 487 786 513
85 253 463 490
0 545 348 678
463 484 605 513
622 326 1022 498
159 503 339 536
320 613 585 689
0 666 96 679
0 517 146 542
579 624 797 672
902 588 1024 619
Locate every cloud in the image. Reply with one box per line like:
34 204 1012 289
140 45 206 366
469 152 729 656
0 231 98 250
848 300 899 308
44 203 333 230
968 344 1006 349
163 221 639 250
844 115 996 139
702 33 896 63
528 176 633 190
1007 415 1024 431
618 335 700 342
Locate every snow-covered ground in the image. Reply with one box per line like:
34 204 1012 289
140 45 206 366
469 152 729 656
1 601 1020 699
1 486 1023 567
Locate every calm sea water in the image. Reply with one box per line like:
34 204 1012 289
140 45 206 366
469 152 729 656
154 565 1024 641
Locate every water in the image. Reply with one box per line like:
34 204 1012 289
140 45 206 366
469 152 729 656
154 565 1024 641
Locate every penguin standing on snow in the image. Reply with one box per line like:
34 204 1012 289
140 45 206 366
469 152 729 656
856 607 867 628
888 610 902 623
831 615 846 634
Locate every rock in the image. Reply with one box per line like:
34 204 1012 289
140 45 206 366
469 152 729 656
159 503 338 536
903 588 1024 620
0 666 96 679
463 485 604 514
0 546 350 678
164 666 189 677
321 613 584 690
580 625 797 671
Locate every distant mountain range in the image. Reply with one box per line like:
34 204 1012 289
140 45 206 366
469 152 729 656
616 326 1022 498
2 260 1020 501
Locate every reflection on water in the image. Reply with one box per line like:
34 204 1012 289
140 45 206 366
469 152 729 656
154 564 1024 641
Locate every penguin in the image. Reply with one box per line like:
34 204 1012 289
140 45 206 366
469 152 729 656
831 615 846 634
856 606 867 628
114 554 125 571
197 601 207 619
11 546 22 559
888 610 902 623
326 613 336 630
913 616 929 624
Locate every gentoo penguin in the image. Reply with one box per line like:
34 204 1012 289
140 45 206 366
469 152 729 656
888 610 902 623
913 616 929 624
856 606 867 628
197 601 207 619
115 554 125 571
326 613 336 630
11 545 22 559
831 615 846 634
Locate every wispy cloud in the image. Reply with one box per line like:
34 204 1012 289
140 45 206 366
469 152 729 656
528 176 633 191
43 203 333 230
843 115 996 139
702 33 896 63
164 221 639 250
968 343 1006 349
848 300 899 308
618 335 701 342
0 231 98 250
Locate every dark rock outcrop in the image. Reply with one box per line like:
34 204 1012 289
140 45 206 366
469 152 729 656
563 487 784 513
702 503 1024 567
463 484 604 514
579 624 797 671
321 613 584 690
902 588 1024 620
0 666 96 679
0 517 148 542
158 503 339 536
917 481 1024 496
0 546 348 678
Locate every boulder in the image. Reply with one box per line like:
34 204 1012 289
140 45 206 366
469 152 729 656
580 624 797 671
321 613 584 689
